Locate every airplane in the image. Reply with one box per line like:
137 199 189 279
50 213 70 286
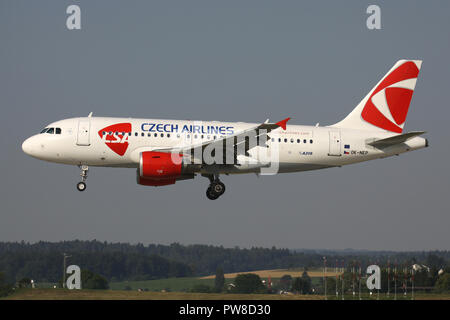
22 60 428 200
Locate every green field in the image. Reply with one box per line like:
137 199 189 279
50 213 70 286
108 268 325 292
109 277 232 292
109 277 322 292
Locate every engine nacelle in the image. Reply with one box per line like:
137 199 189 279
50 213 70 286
137 176 177 186
137 151 183 186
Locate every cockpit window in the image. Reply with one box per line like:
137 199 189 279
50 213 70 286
40 127 62 134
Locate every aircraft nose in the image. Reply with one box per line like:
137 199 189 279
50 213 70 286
22 136 39 157
22 137 33 155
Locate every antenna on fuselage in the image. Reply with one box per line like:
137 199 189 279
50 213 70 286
88 112 93 118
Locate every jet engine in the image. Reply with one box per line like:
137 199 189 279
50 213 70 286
137 151 183 186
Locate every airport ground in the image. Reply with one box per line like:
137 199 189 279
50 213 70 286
3 288 450 300
2 268 449 300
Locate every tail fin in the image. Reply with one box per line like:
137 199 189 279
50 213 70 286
332 60 422 133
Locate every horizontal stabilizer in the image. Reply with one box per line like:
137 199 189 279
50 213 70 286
367 131 425 148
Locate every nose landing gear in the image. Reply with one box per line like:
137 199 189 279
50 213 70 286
76 165 89 192
204 174 226 200
77 181 86 191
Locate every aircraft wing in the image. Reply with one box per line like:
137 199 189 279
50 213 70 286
152 117 290 159
367 131 426 149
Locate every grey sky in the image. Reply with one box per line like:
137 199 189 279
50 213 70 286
0 1 449 250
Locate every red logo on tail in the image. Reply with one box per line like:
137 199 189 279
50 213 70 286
98 123 132 156
361 61 419 133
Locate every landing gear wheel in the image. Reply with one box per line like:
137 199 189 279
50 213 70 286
205 180 226 200
203 174 226 200
77 182 86 192
211 181 225 195
206 187 219 200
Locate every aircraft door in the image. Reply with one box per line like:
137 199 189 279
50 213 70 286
76 119 91 146
328 130 341 156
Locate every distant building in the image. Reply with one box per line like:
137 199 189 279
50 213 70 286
412 264 430 272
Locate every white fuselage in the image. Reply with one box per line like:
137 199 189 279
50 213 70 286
20 60 428 199
22 116 427 175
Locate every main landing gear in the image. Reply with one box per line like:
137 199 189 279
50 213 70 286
204 174 226 200
76 165 89 192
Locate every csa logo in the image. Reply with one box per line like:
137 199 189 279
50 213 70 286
98 123 132 156
361 61 420 133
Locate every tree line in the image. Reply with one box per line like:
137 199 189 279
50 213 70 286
0 241 448 285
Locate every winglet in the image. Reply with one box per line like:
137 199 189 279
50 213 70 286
276 117 291 130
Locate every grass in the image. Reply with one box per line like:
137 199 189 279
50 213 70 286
3 288 450 300
33 269 337 293
7 268 448 300
324 293 450 300
3 288 322 300
109 277 323 293
109 277 232 292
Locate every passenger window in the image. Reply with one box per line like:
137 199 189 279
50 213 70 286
141 133 145 137
284 138 287 143
297 139 300 143
55 128 61 134
154 133 157 137
47 128 54 134
161 133 164 137
290 138 294 143
148 133 151 137
167 133 170 138
310 139 313 144
303 139 307 143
